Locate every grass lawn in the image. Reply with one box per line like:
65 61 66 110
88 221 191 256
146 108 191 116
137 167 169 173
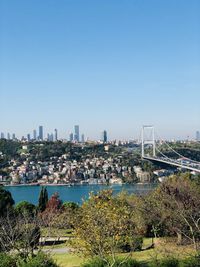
41 227 73 238
53 254 85 267
52 238 195 267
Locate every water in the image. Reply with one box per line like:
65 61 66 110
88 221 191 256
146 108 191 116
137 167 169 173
5 184 157 205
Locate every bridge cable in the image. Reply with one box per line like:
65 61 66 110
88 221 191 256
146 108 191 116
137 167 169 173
154 132 200 165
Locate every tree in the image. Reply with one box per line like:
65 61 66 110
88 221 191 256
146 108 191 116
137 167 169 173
0 212 40 259
157 174 200 251
15 201 36 218
38 187 48 212
71 190 143 266
0 186 14 217
45 192 62 212
142 173 200 251
40 193 62 229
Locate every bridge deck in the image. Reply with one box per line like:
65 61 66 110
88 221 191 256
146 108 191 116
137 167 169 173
143 156 200 173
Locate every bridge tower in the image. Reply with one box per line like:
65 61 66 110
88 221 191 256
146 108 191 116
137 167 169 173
141 125 156 158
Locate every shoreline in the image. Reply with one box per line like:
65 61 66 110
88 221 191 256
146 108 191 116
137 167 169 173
4 182 155 187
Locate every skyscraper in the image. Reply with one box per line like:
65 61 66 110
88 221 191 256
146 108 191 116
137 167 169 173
1 132 4 139
74 125 80 142
69 132 73 142
196 131 200 141
33 129 37 140
38 126 43 140
7 133 10 140
102 130 108 143
54 129 58 141
27 134 31 142
81 134 85 143
12 133 16 140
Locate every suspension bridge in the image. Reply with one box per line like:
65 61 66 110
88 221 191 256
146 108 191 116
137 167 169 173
141 126 200 174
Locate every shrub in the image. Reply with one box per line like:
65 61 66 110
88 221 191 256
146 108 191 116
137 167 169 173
82 257 143 267
118 236 143 252
0 253 17 267
82 257 105 267
18 252 58 267
181 255 200 267
149 257 179 267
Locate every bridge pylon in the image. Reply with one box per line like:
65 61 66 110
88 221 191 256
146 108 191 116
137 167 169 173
141 125 156 158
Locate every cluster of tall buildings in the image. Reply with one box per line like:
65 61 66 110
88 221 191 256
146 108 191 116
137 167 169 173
0 132 16 140
0 126 58 142
68 126 108 143
69 125 85 143
0 125 108 143
32 126 58 142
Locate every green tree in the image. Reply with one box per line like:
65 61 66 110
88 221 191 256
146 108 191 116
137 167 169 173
0 186 14 217
38 187 48 212
157 174 200 251
72 190 143 266
15 201 36 218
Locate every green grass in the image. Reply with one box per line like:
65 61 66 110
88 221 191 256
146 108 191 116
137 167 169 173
52 238 196 267
53 254 85 267
41 228 74 238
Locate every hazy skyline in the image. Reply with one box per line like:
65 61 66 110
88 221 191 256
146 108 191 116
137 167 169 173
0 0 200 140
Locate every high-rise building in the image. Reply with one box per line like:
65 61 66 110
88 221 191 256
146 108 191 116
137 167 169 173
101 130 108 143
196 131 200 141
12 133 16 140
7 133 10 140
54 129 58 141
27 134 31 142
47 133 53 141
74 125 80 142
33 130 37 140
81 134 85 143
38 126 43 141
69 133 73 142
50 133 54 142
1 132 4 139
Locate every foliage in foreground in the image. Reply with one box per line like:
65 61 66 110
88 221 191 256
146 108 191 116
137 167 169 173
0 252 58 267
0 252 17 267
82 257 143 267
19 252 58 267
81 256 200 267
72 190 145 266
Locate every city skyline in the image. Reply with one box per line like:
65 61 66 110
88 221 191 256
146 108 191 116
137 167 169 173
0 124 199 142
1 0 200 140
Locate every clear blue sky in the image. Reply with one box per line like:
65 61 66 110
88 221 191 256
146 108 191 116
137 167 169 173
0 0 200 140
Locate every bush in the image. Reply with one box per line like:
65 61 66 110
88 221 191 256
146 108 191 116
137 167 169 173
82 257 143 267
118 236 143 252
0 253 17 267
82 257 105 267
18 252 58 267
149 257 179 267
15 201 36 217
181 255 200 267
